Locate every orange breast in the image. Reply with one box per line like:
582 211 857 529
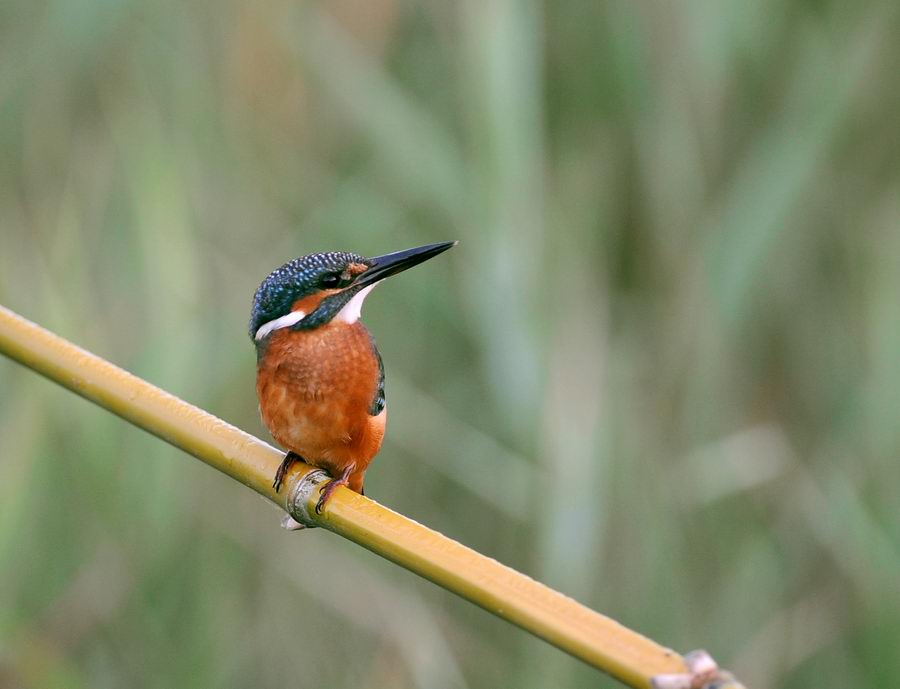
256 321 386 484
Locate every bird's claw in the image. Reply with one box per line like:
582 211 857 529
314 481 337 514
314 467 353 514
273 451 301 493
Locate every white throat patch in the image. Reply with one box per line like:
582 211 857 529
255 283 377 340
254 310 306 341
336 284 376 324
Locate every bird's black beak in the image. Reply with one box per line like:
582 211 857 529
355 241 457 289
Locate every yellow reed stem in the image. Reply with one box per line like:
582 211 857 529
0 303 694 688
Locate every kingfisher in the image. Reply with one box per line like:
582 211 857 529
250 241 456 515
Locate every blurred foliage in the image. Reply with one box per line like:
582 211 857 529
1 1 899 688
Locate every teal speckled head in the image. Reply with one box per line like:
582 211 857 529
249 241 457 342
249 251 365 339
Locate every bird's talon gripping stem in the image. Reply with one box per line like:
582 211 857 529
314 465 354 514
273 451 302 493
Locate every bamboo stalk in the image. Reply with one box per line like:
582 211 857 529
0 303 702 688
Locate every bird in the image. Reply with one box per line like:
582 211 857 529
249 241 456 515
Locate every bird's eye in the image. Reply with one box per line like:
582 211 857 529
320 273 342 288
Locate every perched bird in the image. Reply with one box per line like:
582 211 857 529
250 241 456 514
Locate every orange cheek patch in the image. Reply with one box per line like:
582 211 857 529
291 290 340 314
347 262 368 277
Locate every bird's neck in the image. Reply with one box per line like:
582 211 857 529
254 284 376 342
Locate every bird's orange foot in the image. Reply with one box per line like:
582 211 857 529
273 451 302 493
315 465 354 515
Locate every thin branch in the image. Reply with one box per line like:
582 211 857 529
0 304 744 689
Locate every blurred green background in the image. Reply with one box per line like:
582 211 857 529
1 1 899 688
